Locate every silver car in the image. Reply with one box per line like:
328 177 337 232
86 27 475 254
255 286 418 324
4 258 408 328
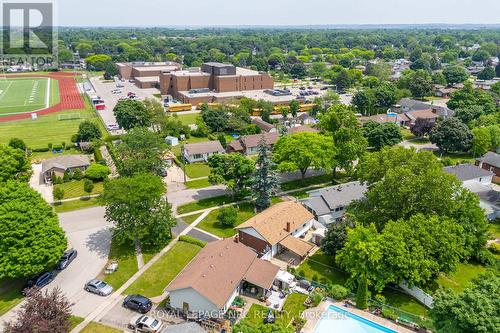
84 279 113 296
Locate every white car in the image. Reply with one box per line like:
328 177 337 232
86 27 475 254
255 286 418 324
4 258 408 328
107 124 120 130
111 89 122 94
128 315 163 332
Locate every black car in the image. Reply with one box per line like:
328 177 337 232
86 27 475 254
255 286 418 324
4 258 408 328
123 294 153 313
23 271 55 295
57 249 78 270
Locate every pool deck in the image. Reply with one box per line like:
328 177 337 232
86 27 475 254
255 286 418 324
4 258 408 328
301 300 414 333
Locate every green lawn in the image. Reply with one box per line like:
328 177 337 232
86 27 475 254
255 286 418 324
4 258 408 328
54 180 104 199
81 322 122 333
0 279 24 316
185 178 211 189
30 147 82 162
174 112 200 125
102 239 139 289
433 151 475 163
381 288 429 317
125 241 202 298
69 316 84 330
185 163 211 179
0 104 101 149
242 293 308 326
409 137 430 145
436 262 487 294
180 213 203 225
295 251 349 286
401 128 416 141
54 197 101 213
197 202 257 238
488 220 500 239
176 195 236 215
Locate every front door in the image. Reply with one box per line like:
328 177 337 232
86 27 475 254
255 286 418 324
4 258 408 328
183 302 189 313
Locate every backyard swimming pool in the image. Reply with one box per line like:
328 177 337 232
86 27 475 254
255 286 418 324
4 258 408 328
314 305 397 333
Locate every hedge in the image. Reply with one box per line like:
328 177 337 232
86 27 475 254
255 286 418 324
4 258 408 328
179 235 206 248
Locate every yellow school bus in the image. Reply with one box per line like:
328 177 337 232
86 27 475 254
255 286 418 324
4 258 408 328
167 104 193 112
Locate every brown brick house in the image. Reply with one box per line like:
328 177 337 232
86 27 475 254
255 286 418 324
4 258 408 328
476 152 500 180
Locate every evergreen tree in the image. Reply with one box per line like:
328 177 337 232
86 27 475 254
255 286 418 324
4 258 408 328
252 137 280 210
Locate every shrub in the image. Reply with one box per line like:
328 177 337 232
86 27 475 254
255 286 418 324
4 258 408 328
328 284 349 300
85 163 110 181
217 207 238 227
32 147 50 152
72 168 84 181
381 308 397 321
8 138 26 151
94 147 104 162
63 171 71 183
373 294 386 307
309 292 323 307
179 235 206 248
477 248 495 266
83 179 94 196
489 243 500 254
53 187 64 201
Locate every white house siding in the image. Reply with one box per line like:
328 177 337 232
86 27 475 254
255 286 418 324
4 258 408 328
463 176 493 187
169 288 221 317
291 219 313 237
223 285 240 313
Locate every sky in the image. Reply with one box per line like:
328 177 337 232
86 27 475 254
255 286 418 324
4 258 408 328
56 0 500 27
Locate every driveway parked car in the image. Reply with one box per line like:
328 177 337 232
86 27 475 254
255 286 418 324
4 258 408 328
84 279 113 296
123 294 153 313
57 249 78 270
128 315 163 332
23 271 55 295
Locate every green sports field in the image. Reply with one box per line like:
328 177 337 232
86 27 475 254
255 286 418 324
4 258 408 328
0 77 50 115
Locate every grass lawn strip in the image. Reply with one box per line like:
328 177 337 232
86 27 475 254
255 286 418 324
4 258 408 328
80 322 122 333
242 293 308 326
0 279 24 316
185 178 211 189
176 195 236 215
54 197 101 213
54 180 104 199
180 213 203 225
436 262 487 294
102 239 138 290
69 316 84 330
124 241 202 298
295 251 348 286
184 163 211 179
196 202 256 238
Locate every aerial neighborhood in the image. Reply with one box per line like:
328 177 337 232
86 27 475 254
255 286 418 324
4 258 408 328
0 3 499 333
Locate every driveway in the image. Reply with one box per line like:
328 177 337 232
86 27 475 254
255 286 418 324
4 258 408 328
29 163 53 203
166 185 227 212
48 207 113 317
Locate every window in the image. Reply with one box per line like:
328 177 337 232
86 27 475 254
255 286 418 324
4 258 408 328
193 154 203 159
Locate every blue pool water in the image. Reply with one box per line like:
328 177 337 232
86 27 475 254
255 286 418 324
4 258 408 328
313 305 397 333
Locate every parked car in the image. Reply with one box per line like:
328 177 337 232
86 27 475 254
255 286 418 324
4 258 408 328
123 295 153 313
299 86 306 90
84 279 113 296
23 271 55 295
107 124 120 130
111 89 122 94
57 249 77 270
127 92 136 97
128 315 163 332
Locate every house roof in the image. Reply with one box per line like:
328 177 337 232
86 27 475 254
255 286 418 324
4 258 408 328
278 235 315 257
166 238 279 309
477 152 500 168
396 98 432 111
303 181 368 215
297 113 315 121
228 132 279 153
288 125 319 134
236 201 314 245
443 164 494 182
41 155 90 173
183 141 225 156
405 109 439 121
252 118 275 132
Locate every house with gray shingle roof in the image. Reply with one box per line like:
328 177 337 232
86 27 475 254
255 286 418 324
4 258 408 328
182 140 225 163
476 152 500 178
302 181 368 225
443 164 493 185
41 155 90 183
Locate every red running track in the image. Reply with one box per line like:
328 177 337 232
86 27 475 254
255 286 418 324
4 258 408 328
0 72 85 122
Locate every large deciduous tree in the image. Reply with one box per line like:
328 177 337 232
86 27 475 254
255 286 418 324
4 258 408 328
430 272 499 333
75 120 102 142
101 173 176 248
113 100 152 130
442 65 469 85
447 81 496 114
0 181 66 278
471 127 493 156
273 133 336 180
252 138 280 210
116 127 166 176
208 153 255 198
362 121 403 150
3 288 72 333
430 118 473 152
0 144 31 183
410 118 435 137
